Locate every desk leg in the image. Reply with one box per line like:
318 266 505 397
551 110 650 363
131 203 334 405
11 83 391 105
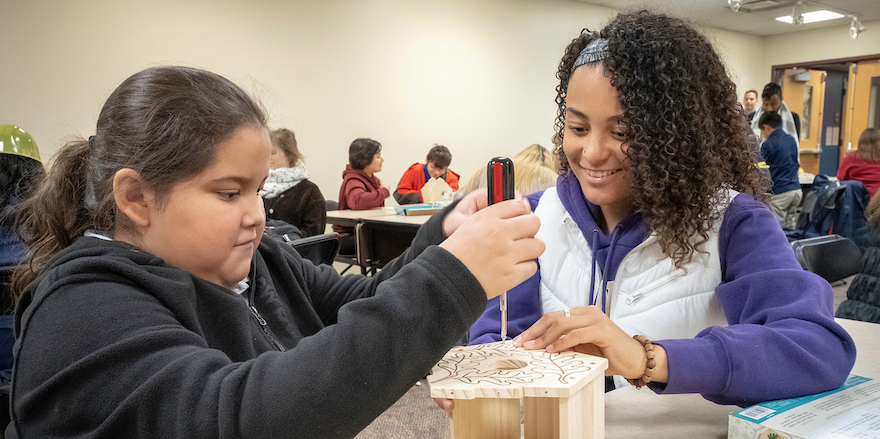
451 398 520 439
523 377 604 439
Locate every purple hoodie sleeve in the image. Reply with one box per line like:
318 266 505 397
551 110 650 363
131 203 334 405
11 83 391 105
524 191 544 211
467 270 543 345
654 194 856 405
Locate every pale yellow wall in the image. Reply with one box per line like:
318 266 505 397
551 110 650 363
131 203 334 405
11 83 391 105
0 0 619 199
761 19 880 79
702 27 765 105
1 0 854 198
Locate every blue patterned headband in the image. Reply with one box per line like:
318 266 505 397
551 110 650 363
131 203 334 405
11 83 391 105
572 38 609 72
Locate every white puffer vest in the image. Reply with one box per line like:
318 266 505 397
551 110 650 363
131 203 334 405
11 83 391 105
535 187 731 342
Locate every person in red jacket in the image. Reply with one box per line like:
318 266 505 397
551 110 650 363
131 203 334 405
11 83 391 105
337 138 390 211
394 144 460 204
838 128 880 197
334 138 391 253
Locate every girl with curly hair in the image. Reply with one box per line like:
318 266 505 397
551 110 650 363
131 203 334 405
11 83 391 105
463 10 854 408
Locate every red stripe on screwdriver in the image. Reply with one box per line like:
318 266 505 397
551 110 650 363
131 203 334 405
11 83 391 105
493 162 503 205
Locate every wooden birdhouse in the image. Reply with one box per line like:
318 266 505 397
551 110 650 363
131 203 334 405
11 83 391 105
428 341 608 439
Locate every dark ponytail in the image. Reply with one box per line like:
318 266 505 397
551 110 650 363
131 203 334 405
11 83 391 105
12 140 91 294
12 66 266 296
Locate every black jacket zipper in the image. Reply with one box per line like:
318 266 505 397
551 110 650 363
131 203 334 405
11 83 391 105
249 305 286 352
245 271 286 352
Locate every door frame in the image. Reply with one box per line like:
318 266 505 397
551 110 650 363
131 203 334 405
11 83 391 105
771 54 880 84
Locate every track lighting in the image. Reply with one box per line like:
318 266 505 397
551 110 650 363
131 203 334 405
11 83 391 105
850 15 866 39
731 0 865 41
728 0 742 12
792 1 806 26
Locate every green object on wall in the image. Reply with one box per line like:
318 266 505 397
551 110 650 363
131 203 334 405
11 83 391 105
0 124 41 163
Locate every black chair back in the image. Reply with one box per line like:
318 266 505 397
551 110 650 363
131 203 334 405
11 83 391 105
289 233 341 267
791 234 862 283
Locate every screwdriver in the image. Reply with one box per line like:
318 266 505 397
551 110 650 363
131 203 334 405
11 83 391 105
487 157 515 341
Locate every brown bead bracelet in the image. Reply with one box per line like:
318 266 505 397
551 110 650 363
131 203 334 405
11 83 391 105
626 335 655 389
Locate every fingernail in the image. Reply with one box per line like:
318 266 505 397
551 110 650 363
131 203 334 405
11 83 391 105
523 340 535 348
512 336 522 346
442 400 452 411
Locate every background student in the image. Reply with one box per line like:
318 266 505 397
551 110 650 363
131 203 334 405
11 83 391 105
8 66 544 438
394 144 459 205
838 128 880 197
334 138 392 254
759 111 803 230
456 10 854 411
337 138 390 211
458 144 558 200
743 89 758 123
262 128 326 237
750 82 802 143
836 190 880 323
0 125 44 396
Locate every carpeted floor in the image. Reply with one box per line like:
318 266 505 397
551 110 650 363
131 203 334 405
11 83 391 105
832 275 854 313
355 380 448 439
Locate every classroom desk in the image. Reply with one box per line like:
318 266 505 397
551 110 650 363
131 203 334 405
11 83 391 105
326 208 432 272
325 207 402 226
604 318 879 438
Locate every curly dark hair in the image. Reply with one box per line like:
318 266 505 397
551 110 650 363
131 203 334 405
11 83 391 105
552 10 766 267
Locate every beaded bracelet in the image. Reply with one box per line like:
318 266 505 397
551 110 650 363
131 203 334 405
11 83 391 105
626 335 655 389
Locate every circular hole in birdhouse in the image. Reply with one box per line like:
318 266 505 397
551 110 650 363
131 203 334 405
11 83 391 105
491 359 528 370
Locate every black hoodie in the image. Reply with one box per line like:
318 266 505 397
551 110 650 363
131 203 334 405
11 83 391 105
8 209 485 438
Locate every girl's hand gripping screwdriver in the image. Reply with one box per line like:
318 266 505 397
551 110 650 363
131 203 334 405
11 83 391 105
487 157 515 341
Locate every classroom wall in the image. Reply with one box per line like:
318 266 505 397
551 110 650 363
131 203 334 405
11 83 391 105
761 18 880 72
1 0 869 201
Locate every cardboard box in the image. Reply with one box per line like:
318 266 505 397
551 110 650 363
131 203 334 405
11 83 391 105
729 375 880 439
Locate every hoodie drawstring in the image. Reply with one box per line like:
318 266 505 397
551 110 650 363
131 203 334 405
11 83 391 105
589 229 599 308
589 226 622 313
602 228 621 313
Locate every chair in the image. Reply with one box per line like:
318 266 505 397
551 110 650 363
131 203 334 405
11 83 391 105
790 234 862 284
333 223 372 275
790 175 869 243
288 233 341 267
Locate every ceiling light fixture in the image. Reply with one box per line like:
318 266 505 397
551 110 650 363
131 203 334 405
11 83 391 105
775 9 844 25
733 0 862 40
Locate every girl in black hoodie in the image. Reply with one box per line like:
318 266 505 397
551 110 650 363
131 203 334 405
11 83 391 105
7 66 543 439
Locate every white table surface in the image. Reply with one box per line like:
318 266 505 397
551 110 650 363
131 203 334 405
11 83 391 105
326 208 432 226
326 207 399 220
604 318 879 438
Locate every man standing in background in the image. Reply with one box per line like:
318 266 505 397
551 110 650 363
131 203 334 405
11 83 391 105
743 89 758 123
751 82 802 144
